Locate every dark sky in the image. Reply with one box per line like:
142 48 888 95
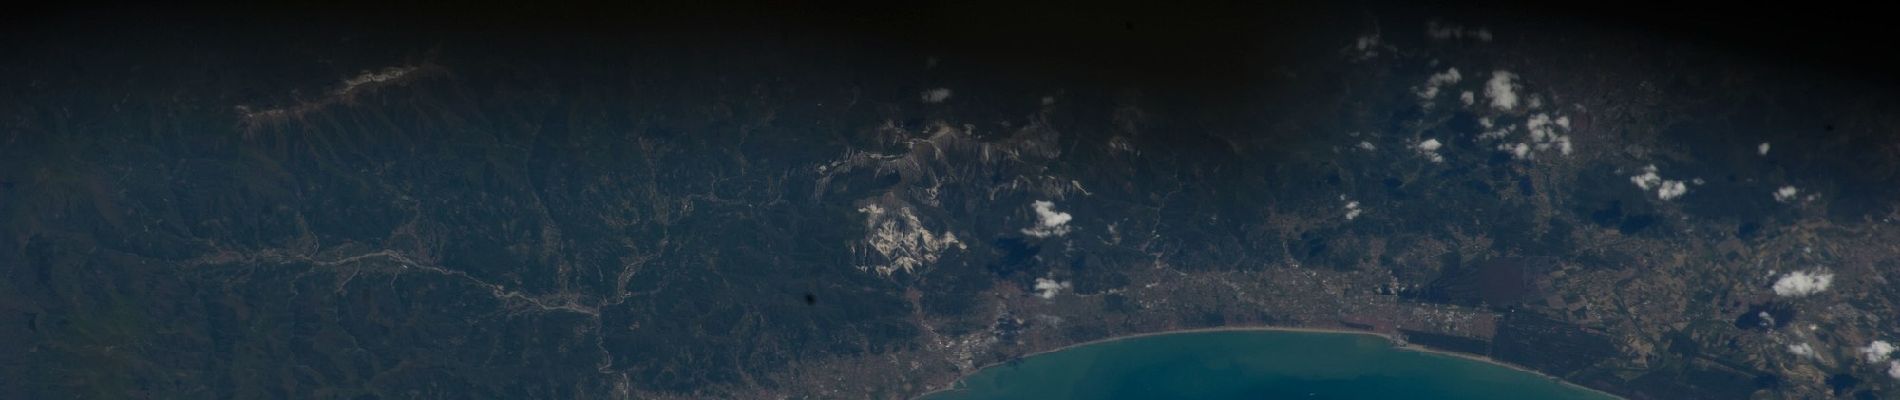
5 0 1895 87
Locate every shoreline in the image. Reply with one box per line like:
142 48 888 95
910 325 1625 400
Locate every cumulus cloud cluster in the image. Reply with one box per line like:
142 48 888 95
1415 138 1445 163
1343 198 1363 220
1426 20 1493 42
1033 278 1073 299
1774 186 1801 203
1485 71 1520 111
1855 340 1900 379
1772 270 1834 297
1416 68 1462 102
1022 200 1074 238
1349 33 1388 60
921 88 953 103
1629 165 1688 200
1863 340 1895 363
1492 112 1574 159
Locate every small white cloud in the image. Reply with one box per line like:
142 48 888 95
1864 341 1895 363
1788 343 1817 358
1657 181 1687 200
1485 71 1520 111
1041 96 1056 106
1344 200 1363 220
1349 33 1387 60
1357 141 1376 151
1630 166 1661 190
1033 277 1072 299
1774 186 1800 203
1426 20 1494 42
1021 200 1074 238
1504 113 1580 158
1460 91 1475 106
1414 138 1444 163
922 88 953 104
1629 165 1688 200
1501 142 1531 160
1889 361 1900 380
1772 270 1835 297
1356 34 1380 51
1416 68 1463 101
1759 142 1771 156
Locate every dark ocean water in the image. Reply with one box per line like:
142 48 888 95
924 330 1615 400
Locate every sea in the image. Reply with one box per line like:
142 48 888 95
922 329 1616 400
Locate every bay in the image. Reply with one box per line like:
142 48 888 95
922 329 1617 400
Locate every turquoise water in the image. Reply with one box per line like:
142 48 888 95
923 330 1616 400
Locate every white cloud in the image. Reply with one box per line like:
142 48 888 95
922 88 953 103
1349 33 1387 60
1629 165 1688 200
1657 181 1687 200
1415 138 1444 163
1526 114 1555 140
1485 71 1520 111
1629 166 1662 190
1357 141 1377 151
1033 278 1072 299
1356 34 1380 51
1788 342 1817 358
1759 142 1771 156
1889 361 1900 380
1041 96 1056 106
1772 270 1834 297
1460 91 1475 106
1426 20 1493 42
1504 112 1580 157
1774 186 1800 203
1416 68 1462 101
1864 340 1896 363
1501 142 1531 160
1344 200 1363 220
1021 200 1074 238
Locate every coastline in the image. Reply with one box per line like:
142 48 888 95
910 325 1626 400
